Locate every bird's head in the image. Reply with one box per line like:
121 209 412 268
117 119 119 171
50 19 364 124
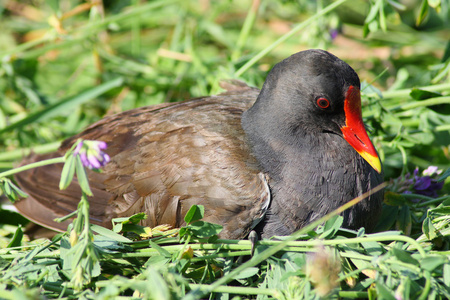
244 49 382 174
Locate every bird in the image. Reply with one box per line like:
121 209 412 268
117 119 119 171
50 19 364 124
14 49 384 239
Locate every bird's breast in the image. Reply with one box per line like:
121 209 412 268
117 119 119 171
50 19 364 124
257 132 383 237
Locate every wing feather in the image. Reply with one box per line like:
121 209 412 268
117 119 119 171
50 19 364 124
15 86 270 238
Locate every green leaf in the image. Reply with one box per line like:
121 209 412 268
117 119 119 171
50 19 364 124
381 113 402 132
120 223 147 235
361 240 384 256
396 276 411 300
443 263 450 288
74 155 92 196
188 221 222 238
59 154 76 190
368 284 377 300
60 237 73 271
112 216 134 224
428 0 441 7
391 247 419 266
184 205 205 224
146 268 171 300
376 281 396 300
439 198 450 207
45 0 60 12
410 88 442 100
423 217 439 240
379 2 387 32
232 267 259 280
3 179 12 196
396 205 411 235
7 225 23 248
420 256 446 272
111 213 147 233
67 241 86 269
416 0 429 26
319 215 343 239
362 81 383 98
11 181 28 198
373 205 398 232
384 191 406 206
207 235 219 243
90 224 132 243
347 258 372 273
363 23 370 38
365 0 381 24
148 240 172 258
404 129 435 146
368 231 403 237
89 252 101 278
428 204 450 215
179 227 187 238
1 179 28 202
93 235 131 253
0 77 124 135
126 213 148 224
438 168 450 182
145 255 171 269
112 222 124 233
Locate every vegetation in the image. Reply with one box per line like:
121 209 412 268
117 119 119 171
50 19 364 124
0 0 449 299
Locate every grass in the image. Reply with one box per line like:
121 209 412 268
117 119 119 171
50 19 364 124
0 0 450 299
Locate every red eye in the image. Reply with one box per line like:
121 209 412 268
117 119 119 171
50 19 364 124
317 98 330 109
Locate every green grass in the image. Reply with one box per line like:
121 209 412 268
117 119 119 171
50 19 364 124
0 0 449 299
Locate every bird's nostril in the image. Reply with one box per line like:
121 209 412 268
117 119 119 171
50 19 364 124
354 133 366 146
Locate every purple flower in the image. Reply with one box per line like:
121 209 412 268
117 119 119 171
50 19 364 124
73 140 110 170
394 166 444 201
414 176 432 191
329 29 339 40
423 166 442 176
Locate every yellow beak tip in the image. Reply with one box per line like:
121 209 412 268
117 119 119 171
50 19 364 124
359 151 382 174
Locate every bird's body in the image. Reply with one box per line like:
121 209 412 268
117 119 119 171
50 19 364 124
15 50 384 239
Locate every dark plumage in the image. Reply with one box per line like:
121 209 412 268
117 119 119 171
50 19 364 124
15 49 384 239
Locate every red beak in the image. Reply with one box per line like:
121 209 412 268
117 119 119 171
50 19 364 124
340 86 382 174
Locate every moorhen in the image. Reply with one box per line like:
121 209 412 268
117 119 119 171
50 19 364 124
14 49 384 239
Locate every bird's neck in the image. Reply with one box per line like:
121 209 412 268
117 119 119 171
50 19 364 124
242 111 381 237
242 106 333 181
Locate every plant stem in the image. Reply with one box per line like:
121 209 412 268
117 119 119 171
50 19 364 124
435 124 450 131
381 83 450 99
0 142 61 161
187 284 276 296
339 291 369 298
364 96 450 118
189 250 252 261
398 144 408 176
418 271 432 300
231 0 260 61
130 0 142 57
234 0 348 77
414 196 450 208
0 157 65 178
389 96 450 111
42 283 74 296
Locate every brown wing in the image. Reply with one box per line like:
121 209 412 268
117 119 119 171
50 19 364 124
14 87 271 239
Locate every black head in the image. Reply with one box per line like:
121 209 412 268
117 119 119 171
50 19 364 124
244 49 361 137
242 49 381 175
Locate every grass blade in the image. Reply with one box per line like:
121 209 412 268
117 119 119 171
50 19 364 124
0 77 124 135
